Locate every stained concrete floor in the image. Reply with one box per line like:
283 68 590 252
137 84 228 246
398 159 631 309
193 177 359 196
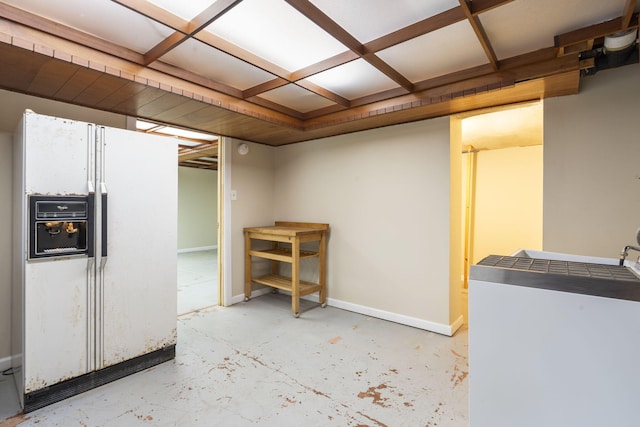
177 250 218 315
1 251 469 426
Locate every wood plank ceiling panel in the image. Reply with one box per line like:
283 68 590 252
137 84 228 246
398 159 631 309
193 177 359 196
95 80 150 110
151 99 212 123
73 74 131 107
27 59 79 97
54 67 104 102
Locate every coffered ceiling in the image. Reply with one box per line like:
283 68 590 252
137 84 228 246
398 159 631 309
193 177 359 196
0 0 637 152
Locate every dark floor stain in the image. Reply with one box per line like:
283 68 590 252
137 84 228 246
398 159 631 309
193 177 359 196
135 414 154 422
356 410 389 427
450 365 468 388
357 384 391 407
310 387 331 398
450 349 465 358
279 395 297 408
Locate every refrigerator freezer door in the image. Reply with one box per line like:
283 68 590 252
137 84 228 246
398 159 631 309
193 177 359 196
99 127 177 368
20 112 94 393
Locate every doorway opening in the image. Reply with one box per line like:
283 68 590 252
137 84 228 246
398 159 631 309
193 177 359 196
176 165 219 315
451 101 544 319
135 120 221 316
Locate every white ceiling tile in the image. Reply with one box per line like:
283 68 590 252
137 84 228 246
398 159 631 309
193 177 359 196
260 84 336 113
1 0 173 54
378 20 489 83
206 0 347 72
480 0 629 60
309 0 459 43
305 59 399 99
160 39 274 91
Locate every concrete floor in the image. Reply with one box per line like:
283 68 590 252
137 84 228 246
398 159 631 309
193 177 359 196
177 250 218 315
1 252 469 427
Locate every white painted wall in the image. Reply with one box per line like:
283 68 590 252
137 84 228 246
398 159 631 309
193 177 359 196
470 145 543 263
228 139 276 302
544 63 640 257
178 167 218 251
271 119 455 330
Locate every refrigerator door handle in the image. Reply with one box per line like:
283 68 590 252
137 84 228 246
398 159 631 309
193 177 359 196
87 192 95 259
101 189 107 262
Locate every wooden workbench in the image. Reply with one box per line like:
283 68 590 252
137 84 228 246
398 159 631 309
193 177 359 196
244 221 329 317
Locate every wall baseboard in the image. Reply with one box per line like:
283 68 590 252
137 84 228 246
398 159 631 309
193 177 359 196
229 291 464 337
177 245 217 254
328 298 464 337
229 287 273 305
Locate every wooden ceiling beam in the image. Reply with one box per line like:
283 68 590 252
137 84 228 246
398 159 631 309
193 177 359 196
243 78 289 99
178 142 219 162
195 32 290 79
364 7 465 53
143 0 242 65
363 53 414 91
469 0 516 15
459 0 499 70
289 51 359 81
179 160 218 170
296 80 350 107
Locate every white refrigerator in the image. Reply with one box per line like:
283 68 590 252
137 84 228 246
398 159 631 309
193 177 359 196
12 110 178 412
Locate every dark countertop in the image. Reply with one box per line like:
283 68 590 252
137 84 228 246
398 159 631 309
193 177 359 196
470 255 640 302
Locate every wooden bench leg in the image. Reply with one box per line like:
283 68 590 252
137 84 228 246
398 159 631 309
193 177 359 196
244 232 251 301
292 238 300 317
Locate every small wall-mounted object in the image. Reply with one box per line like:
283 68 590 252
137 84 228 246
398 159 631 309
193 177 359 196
237 143 249 155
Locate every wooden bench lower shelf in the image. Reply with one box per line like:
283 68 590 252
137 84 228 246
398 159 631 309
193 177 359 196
251 274 322 296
